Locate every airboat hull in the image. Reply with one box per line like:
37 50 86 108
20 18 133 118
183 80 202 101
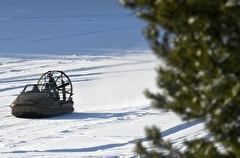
10 92 74 118
10 102 74 118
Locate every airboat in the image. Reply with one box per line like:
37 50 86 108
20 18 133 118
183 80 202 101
10 70 74 118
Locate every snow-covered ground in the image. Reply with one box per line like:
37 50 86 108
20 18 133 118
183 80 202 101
0 1 206 157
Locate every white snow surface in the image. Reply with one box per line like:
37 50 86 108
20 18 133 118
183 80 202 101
0 1 207 157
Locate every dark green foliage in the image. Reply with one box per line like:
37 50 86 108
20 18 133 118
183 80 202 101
120 0 240 157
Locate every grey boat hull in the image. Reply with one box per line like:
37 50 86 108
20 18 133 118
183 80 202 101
10 92 74 118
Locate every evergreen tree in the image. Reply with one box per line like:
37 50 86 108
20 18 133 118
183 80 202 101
119 0 240 157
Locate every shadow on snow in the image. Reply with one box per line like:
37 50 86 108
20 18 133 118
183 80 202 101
49 112 131 120
3 119 203 154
